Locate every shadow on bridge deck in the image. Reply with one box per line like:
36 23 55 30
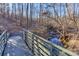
3 32 33 56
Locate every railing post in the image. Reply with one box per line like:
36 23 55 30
22 31 25 41
4 31 7 44
32 34 35 55
24 31 29 47
36 37 41 56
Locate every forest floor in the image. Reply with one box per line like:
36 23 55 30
0 16 22 33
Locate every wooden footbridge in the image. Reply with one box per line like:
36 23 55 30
0 30 77 56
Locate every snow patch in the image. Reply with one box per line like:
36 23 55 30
7 53 10 56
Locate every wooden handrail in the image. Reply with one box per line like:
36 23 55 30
34 34 77 56
0 30 7 37
0 30 9 56
23 29 78 56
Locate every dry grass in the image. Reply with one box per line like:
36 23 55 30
67 39 79 54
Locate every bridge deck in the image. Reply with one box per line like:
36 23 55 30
3 32 32 56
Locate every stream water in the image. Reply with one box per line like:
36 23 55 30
49 37 63 47
48 31 63 46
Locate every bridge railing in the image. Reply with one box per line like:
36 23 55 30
0 30 9 56
23 29 77 56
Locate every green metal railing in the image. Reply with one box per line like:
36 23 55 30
23 29 78 56
0 30 9 56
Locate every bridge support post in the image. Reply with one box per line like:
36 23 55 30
36 37 41 56
32 34 35 55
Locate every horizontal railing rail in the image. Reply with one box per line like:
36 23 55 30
0 30 9 56
23 29 77 56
